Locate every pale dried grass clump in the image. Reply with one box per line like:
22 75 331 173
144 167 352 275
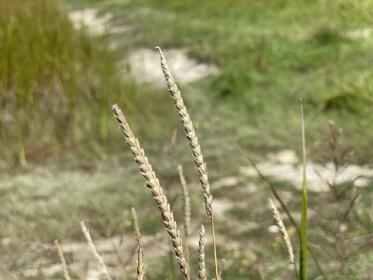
54 240 71 280
80 221 112 280
198 225 207 280
268 199 295 264
112 104 190 279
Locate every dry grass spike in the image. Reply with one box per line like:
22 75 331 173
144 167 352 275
178 164 192 269
155 46 213 218
131 207 145 280
268 199 295 264
131 207 142 243
198 225 207 280
54 240 71 280
80 221 112 280
178 165 192 237
136 243 145 280
112 104 190 280
156 46 219 280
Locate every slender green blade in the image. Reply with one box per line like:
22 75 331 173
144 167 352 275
299 100 308 280
248 154 328 279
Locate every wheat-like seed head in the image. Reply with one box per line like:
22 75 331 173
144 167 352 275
155 47 213 219
268 199 295 264
136 243 145 280
112 104 190 280
131 207 141 244
178 165 192 237
80 221 112 280
198 225 207 280
54 240 71 280
131 207 145 280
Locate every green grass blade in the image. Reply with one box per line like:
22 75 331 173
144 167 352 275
248 156 298 227
248 156 328 280
299 99 308 280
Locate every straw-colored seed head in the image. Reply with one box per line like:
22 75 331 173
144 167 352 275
112 104 190 279
131 207 141 243
54 240 71 280
268 199 295 264
198 225 207 280
155 47 213 219
80 221 112 280
178 165 192 237
136 243 145 280
131 207 146 280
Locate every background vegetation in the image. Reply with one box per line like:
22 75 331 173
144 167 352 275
0 0 372 279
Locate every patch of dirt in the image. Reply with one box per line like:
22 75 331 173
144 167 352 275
68 9 113 36
126 48 219 87
240 150 373 192
68 9 219 87
345 28 373 39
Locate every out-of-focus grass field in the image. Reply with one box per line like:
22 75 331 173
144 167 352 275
0 0 373 279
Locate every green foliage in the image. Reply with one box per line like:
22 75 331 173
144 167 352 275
0 0 128 166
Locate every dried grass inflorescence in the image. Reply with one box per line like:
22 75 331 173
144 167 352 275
155 47 213 219
268 199 295 264
80 221 112 280
178 165 192 237
54 240 71 280
112 104 190 280
156 47 220 280
198 225 207 280
131 207 145 280
136 243 145 280
131 207 142 243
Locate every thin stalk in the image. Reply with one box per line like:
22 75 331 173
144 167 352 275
299 99 308 280
211 214 219 280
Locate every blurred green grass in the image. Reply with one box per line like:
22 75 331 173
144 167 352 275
0 0 178 168
2 0 373 167
0 0 120 166
93 0 373 162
